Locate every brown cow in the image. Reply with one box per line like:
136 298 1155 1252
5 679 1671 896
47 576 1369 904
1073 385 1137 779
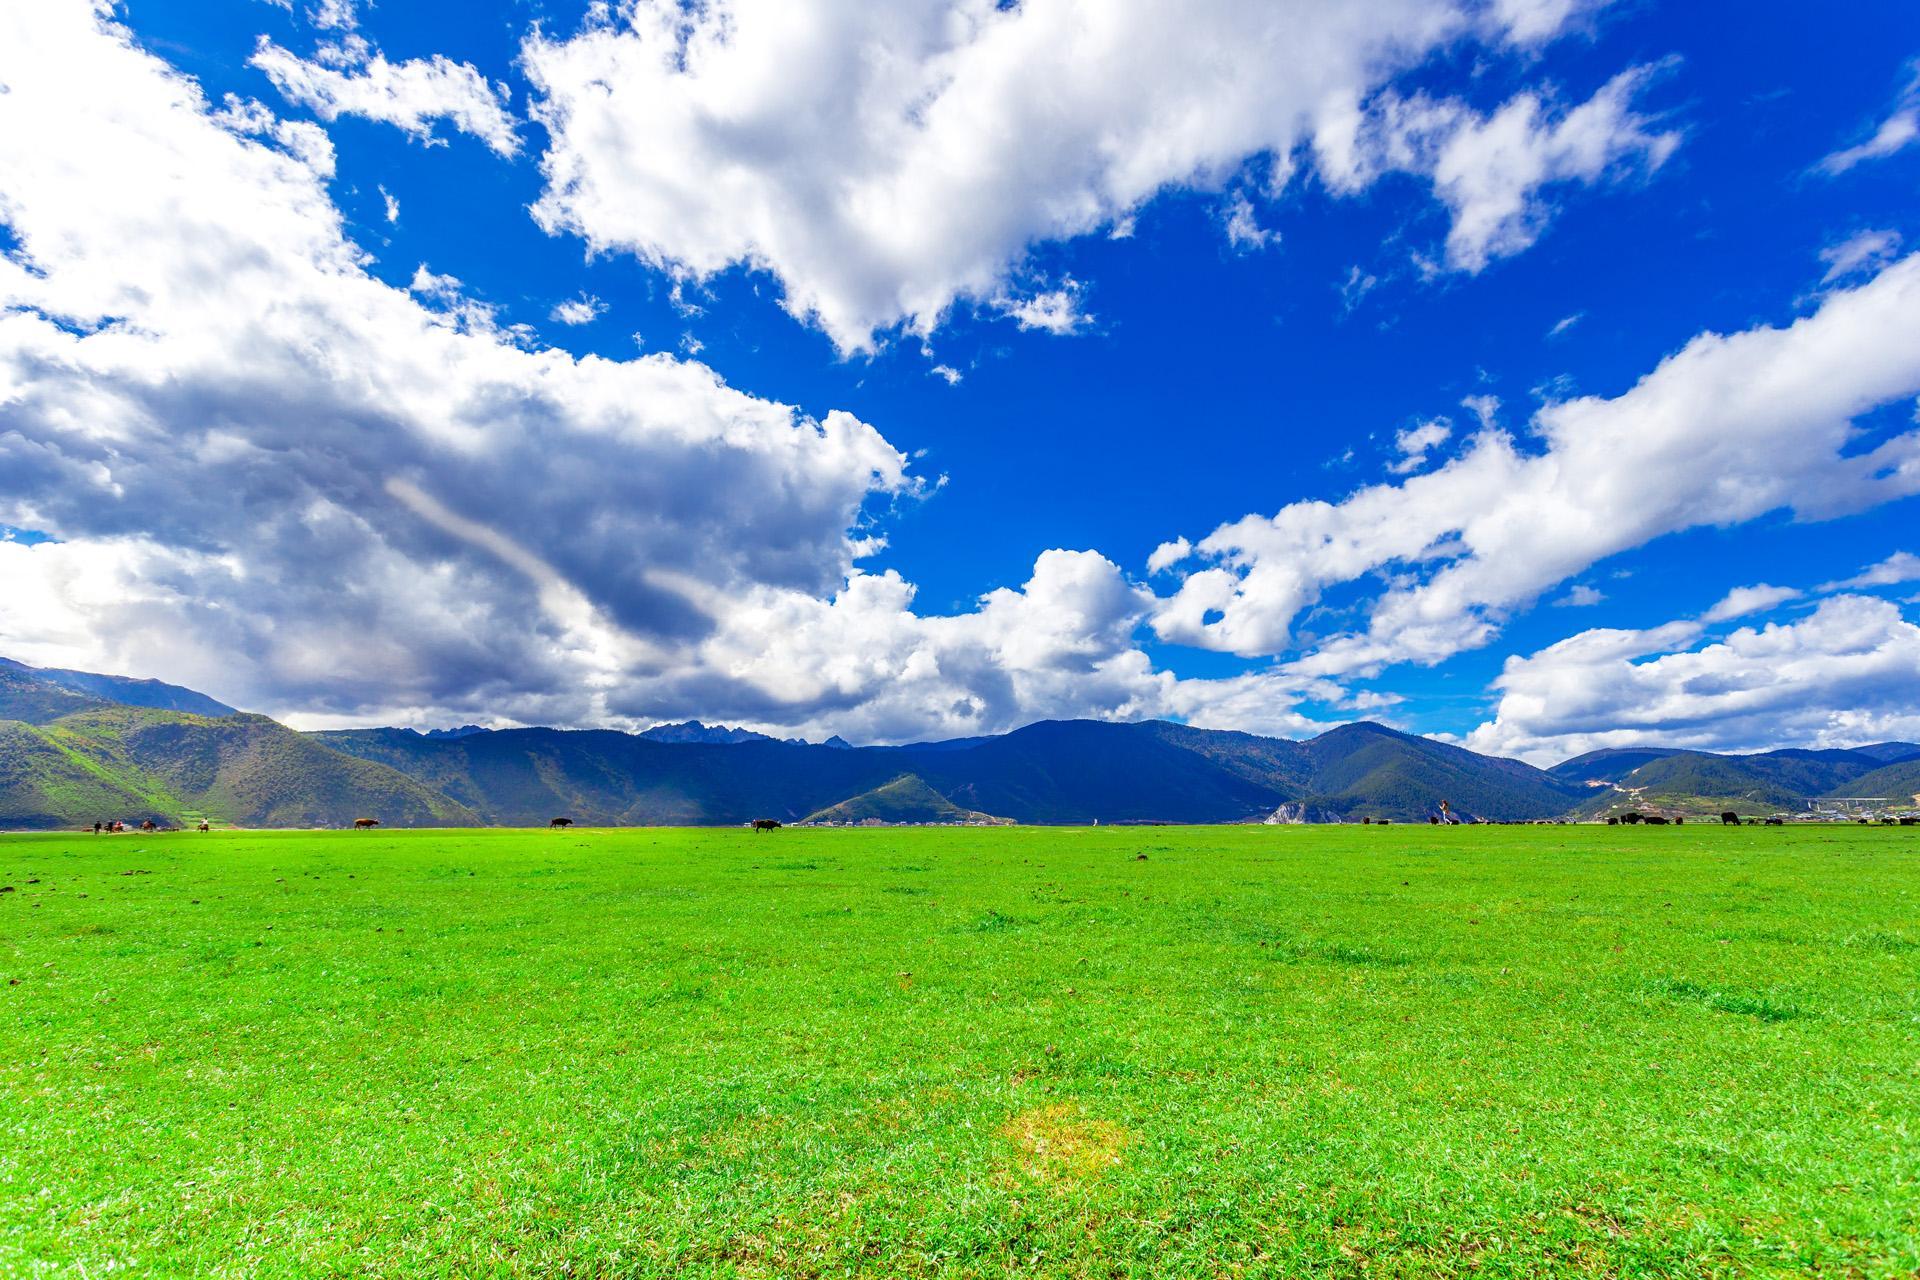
353 817 380 830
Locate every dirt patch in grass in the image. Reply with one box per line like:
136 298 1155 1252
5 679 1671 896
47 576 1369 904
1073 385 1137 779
998 1102 1128 1186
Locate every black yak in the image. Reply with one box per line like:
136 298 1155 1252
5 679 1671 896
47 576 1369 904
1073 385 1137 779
751 818 782 832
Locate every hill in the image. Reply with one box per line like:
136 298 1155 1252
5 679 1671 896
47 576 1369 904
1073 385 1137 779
0 706 476 829
310 726 893 825
1295 722 1585 820
0 663 109 724
1548 747 1688 785
1564 746 1910 818
1832 759 1920 806
802 773 1009 825
0 718 173 827
317 717 1586 826
18 654 1913 828
0 656 236 716
1852 741 1920 764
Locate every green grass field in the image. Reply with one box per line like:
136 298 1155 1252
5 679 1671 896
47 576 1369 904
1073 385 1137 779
3 825 1916 1278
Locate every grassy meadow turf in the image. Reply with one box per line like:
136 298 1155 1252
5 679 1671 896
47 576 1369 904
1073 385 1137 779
1 824 1916 1278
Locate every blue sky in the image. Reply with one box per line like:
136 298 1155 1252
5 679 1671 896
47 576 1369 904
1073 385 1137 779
2 0 1919 761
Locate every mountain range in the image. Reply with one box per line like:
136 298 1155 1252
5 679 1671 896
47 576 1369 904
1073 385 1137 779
3 656 1917 829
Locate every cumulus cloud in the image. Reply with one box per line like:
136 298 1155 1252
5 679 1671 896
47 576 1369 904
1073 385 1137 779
550 294 605 326
1701 583 1800 623
994 280 1092 336
251 37 520 156
1147 537 1193 576
0 2 908 727
523 0 1650 351
1389 419 1452 473
1816 62 1920 176
1151 254 1920 671
1820 228 1903 283
1820 551 1920 592
0 3 1348 744
1314 63 1679 271
1463 595 1920 764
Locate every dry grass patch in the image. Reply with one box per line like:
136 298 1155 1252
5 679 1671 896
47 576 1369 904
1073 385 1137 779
998 1102 1128 1186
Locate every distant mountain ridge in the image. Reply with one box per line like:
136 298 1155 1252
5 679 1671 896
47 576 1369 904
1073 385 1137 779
0 656 237 722
1553 741 1920 818
3 655 1917 828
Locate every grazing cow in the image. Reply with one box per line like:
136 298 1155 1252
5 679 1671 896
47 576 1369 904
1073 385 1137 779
1361 817 1372 825
1764 817 1784 826
1720 812 1740 826
1620 813 1643 825
353 817 380 830
1900 817 1917 826
1606 817 1619 825
1643 816 1670 826
549 817 574 829
751 818 781 832
1428 815 1440 825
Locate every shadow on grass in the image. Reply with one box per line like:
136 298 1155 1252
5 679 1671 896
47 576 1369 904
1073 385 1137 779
1652 978 1807 1023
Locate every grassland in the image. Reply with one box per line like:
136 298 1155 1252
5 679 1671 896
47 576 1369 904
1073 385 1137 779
2 824 1916 1278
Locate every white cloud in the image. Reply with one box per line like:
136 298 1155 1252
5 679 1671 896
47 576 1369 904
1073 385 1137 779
1820 228 1903 283
1339 265 1381 315
379 183 399 222
1555 583 1604 607
1547 310 1583 338
1463 595 1920 764
251 37 520 156
929 363 963 386
1701 583 1800 623
0 4 1359 743
1146 536 1193 576
1491 0 1606 46
1817 63 1920 175
995 280 1091 335
1152 254 1920 673
550 294 605 326
523 0 1646 351
1820 551 1920 592
0 3 910 728
1314 63 1679 271
1223 193 1276 252
1389 418 1452 473
310 0 359 32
